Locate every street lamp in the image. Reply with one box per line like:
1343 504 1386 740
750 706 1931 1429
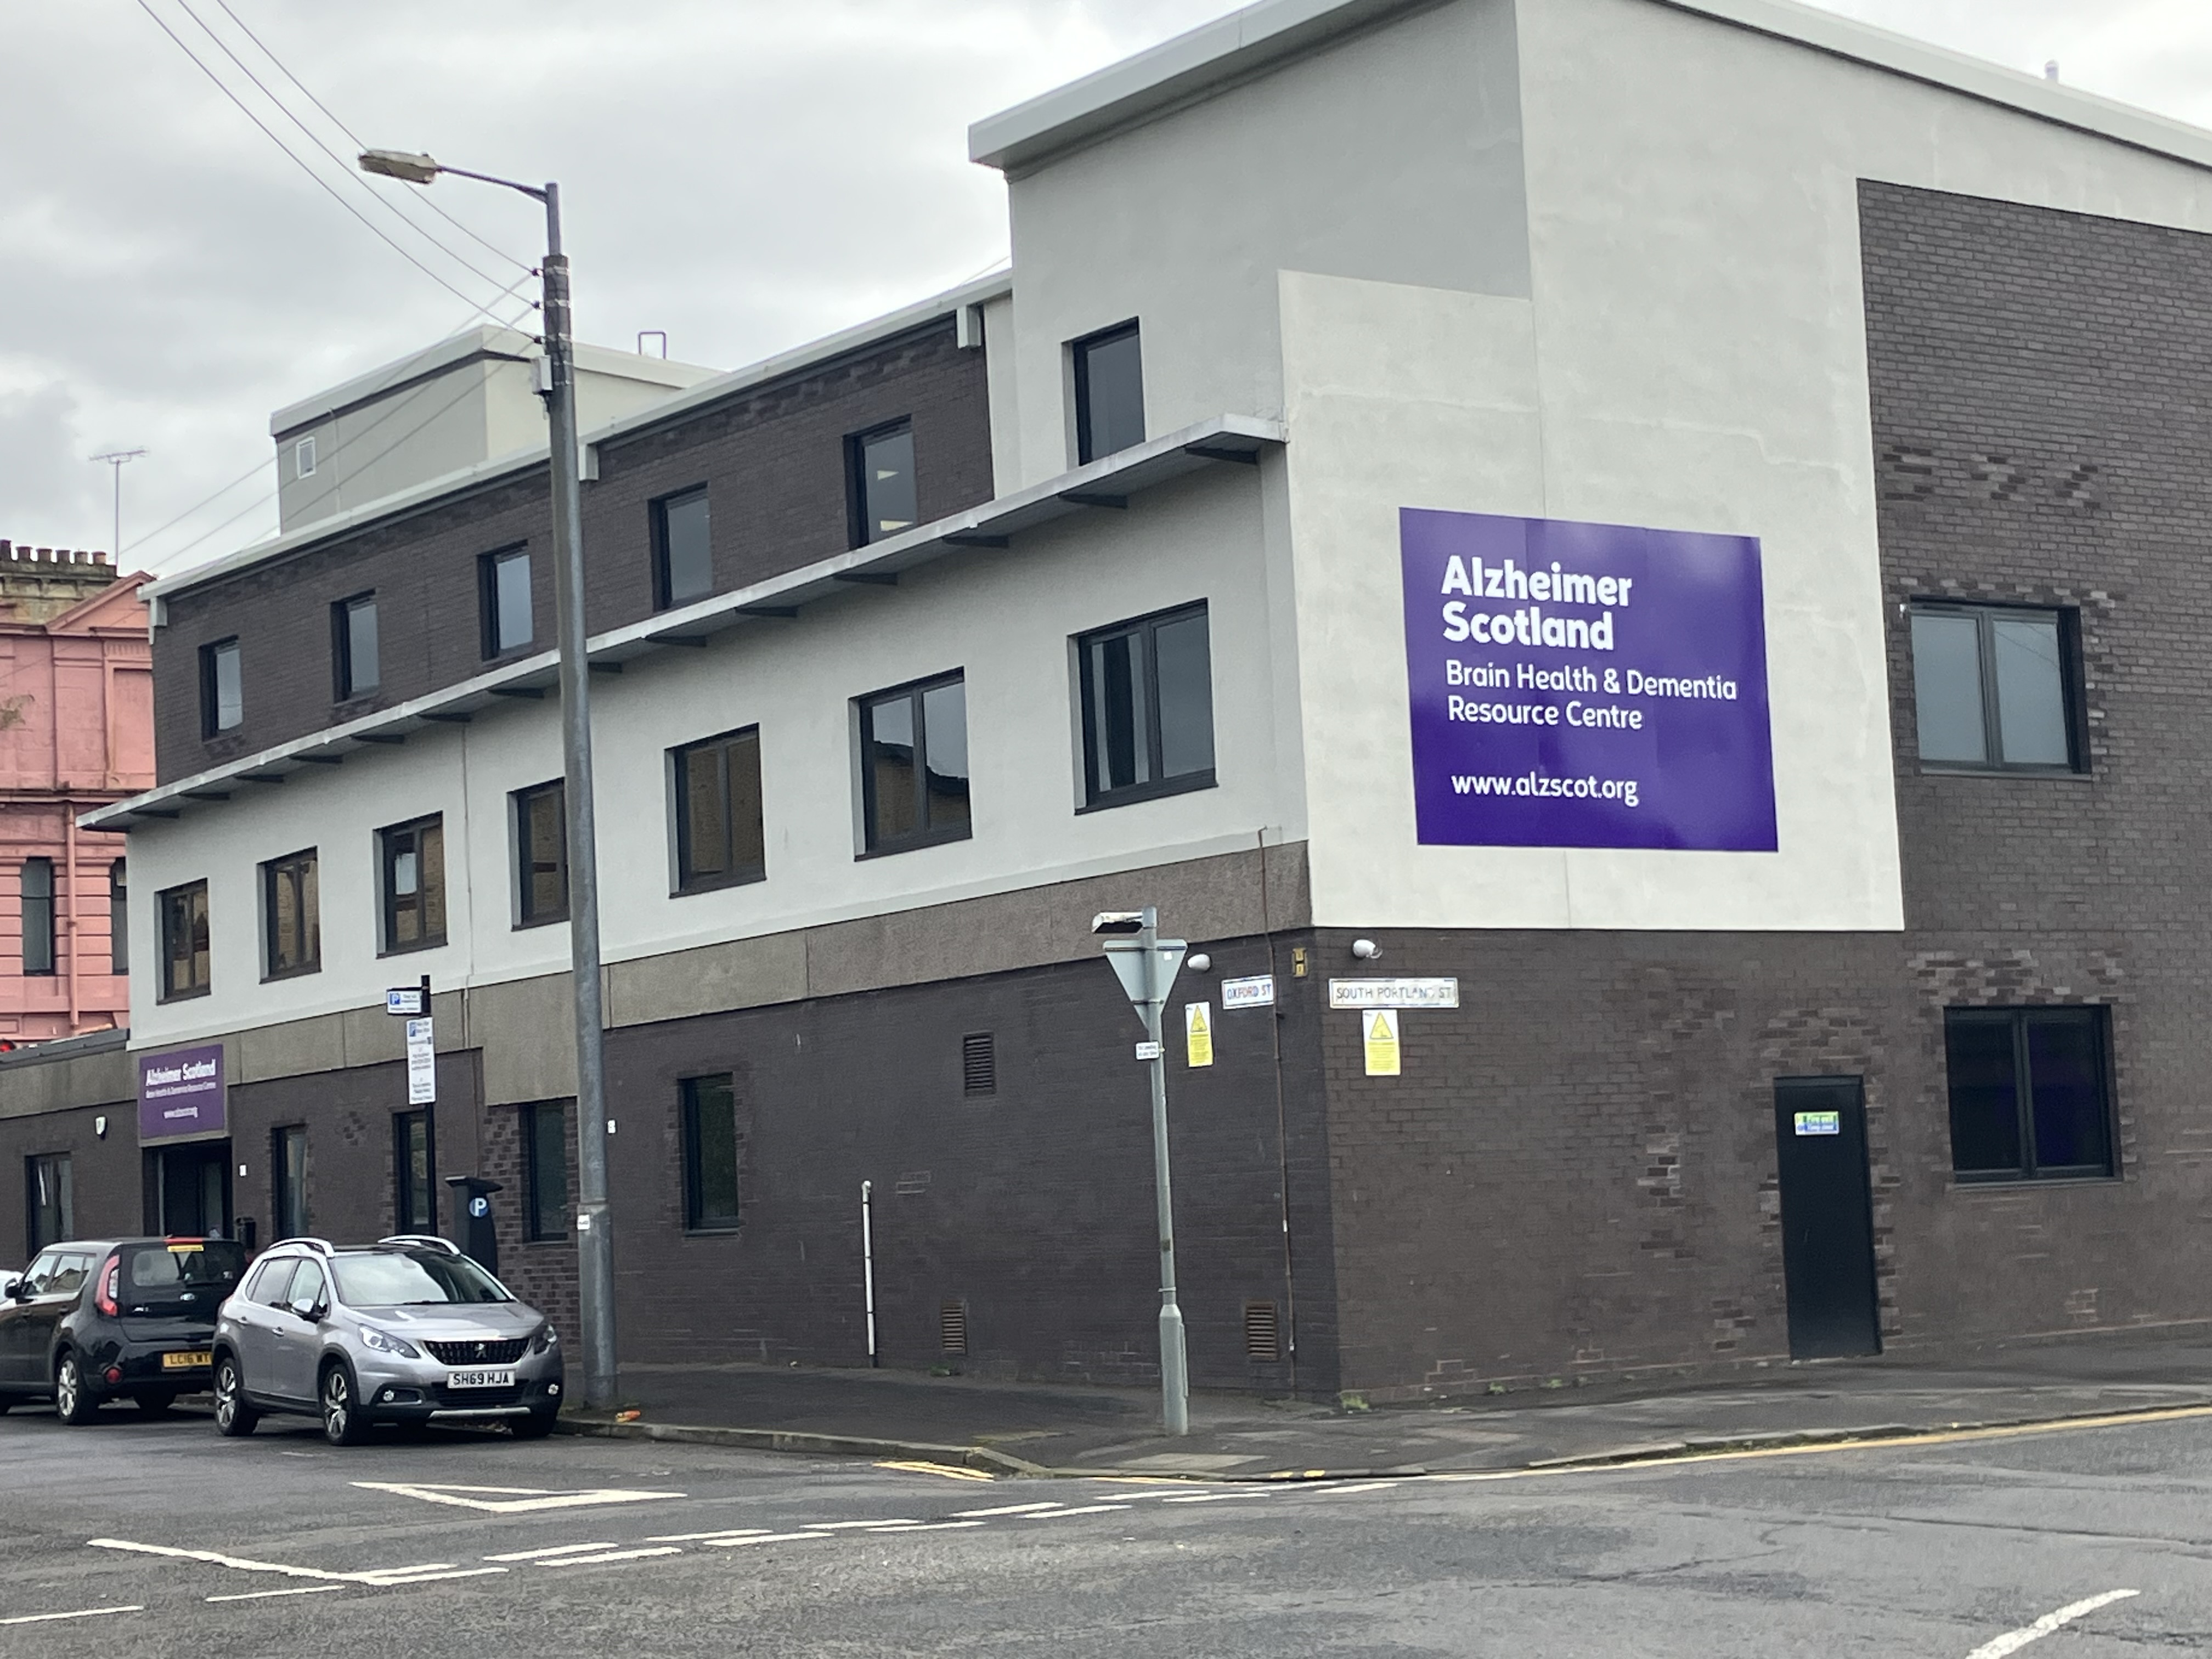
1096 906 1190 1435
359 146 617 1413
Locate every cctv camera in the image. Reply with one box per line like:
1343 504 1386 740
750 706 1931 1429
1092 911 1147 935
1351 939 1382 961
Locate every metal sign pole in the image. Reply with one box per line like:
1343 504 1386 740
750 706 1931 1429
1139 906 1190 1436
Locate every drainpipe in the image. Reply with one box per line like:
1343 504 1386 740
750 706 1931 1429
861 1180 878 1367
63 802 80 1034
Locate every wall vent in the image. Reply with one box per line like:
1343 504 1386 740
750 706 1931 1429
940 1300 969 1354
961 1032 996 1097
1244 1300 1282 1363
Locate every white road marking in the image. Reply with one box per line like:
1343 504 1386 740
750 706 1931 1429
206 1585 346 1603
536 1547 684 1567
1965 1589 2140 1658
879 1521 986 1533
90 1539 511 1589
1314 1481 1401 1496
954 1502 1068 1517
647 1529 771 1543
699 1532 833 1548
350 1481 683 1514
1016 1504 1130 1518
800 1519 924 1530
1163 1492 1277 1504
0 1605 143 1626
483 1543 619 1561
875 1459 995 1482
363 1568 511 1585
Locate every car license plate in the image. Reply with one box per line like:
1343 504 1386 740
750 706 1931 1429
162 1350 212 1370
447 1368 515 1390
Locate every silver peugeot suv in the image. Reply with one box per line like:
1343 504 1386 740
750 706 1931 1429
210 1235 563 1445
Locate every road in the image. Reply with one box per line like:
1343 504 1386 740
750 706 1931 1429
3 1399 2211 1655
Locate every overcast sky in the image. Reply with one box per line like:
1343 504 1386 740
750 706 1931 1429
3 0 2206 577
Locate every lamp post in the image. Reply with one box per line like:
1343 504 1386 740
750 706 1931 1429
359 148 616 1412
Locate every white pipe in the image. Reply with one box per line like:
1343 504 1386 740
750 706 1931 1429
860 1180 878 1367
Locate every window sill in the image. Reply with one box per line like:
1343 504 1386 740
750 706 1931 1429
1949 1172 2122 1190
523 1234 569 1248
157 985 212 1005
857 825 973 862
683 1223 743 1238
513 913 569 931
261 963 323 984
377 938 448 959
1077 770 1217 815
672 868 766 899
1916 764 2090 781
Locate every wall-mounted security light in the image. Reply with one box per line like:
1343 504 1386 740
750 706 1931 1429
1092 910 1147 936
94 1115 108 1139
1187 953 1212 974
1351 939 1383 961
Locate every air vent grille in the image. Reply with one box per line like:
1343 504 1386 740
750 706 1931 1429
1244 1300 1282 1363
962 1032 996 1097
940 1300 969 1354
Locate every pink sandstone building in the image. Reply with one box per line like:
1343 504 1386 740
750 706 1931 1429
0 542 152 1043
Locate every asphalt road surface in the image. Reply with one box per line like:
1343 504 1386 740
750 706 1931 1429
4 1398 2211 1656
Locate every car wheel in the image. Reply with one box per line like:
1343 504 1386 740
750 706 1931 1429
320 1362 372 1447
213 1356 258 1438
136 1391 178 1418
54 1353 98 1426
510 1408 557 1440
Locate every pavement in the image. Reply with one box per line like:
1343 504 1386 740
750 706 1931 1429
561 1330 2212 1479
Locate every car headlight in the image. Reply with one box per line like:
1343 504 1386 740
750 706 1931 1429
359 1326 421 1358
533 1325 558 1355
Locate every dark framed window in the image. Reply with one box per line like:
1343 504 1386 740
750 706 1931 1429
262 848 320 979
858 673 970 855
847 420 918 547
272 1126 308 1239
109 859 127 976
1945 1007 2115 1182
200 637 242 736
26 1154 72 1256
479 546 534 658
523 1101 568 1242
1909 603 2082 774
157 879 210 1001
332 592 379 700
653 487 713 610
1073 321 1144 464
672 727 766 894
1078 603 1216 808
20 857 53 976
680 1074 741 1232
394 1110 435 1233
512 782 567 927
379 816 445 953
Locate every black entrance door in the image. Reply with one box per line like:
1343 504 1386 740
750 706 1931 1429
1772 1077 1880 1359
149 1143 234 1239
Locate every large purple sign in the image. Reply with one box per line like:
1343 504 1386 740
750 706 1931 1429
1401 509 1776 850
137 1044 226 1142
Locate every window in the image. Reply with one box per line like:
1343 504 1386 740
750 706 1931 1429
1910 604 2080 772
26 1153 71 1255
1073 321 1144 464
272 1126 308 1240
848 421 917 546
523 1102 567 1242
681 1075 740 1231
295 435 317 478
285 1257 327 1318
379 816 445 953
262 849 320 979
200 637 242 736
109 859 126 977
672 727 766 893
1945 1007 2115 1182
514 781 567 927
332 592 379 700
1078 603 1216 808
858 673 970 855
394 1110 435 1233
653 487 713 610
247 1254 297 1306
157 879 210 1001
480 546 534 657
20 857 53 976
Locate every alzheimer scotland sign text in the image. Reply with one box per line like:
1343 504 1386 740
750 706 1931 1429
137 1043 227 1143
1400 509 1777 851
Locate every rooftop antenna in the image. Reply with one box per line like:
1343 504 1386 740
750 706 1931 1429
2045 60 2060 81
89 449 148 562
637 330 667 359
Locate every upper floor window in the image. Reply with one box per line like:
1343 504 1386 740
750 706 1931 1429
332 592 379 700
480 546 534 658
1078 602 1216 809
1073 321 1144 465
109 859 127 977
513 781 568 927
653 487 713 610
672 727 765 894
200 638 242 736
262 848 320 980
158 879 210 1001
1909 603 2080 773
848 420 917 547
295 435 317 478
858 673 970 855
379 815 446 953
20 857 53 977
1945 1006 2114 1182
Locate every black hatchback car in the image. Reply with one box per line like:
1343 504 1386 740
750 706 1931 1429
0 1238 246 1422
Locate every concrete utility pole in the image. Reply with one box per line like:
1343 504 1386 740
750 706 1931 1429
358 149 617 1412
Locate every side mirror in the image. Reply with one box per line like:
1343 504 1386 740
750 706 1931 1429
2 1277 22 1301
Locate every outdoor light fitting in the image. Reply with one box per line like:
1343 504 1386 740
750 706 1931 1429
1351 939 1383 960
358 149 441 185
1092 911 1147 935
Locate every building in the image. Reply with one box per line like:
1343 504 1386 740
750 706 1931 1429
9 0 2212 1398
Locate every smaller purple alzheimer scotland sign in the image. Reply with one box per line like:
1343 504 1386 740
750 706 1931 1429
137 1043 226 1142
1401 509 1777 851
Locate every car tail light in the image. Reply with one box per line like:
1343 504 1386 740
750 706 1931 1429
95 1257 120 1318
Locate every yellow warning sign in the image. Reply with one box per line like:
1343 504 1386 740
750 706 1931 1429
1185 1002 1215 1068
1362 1008 1401 1076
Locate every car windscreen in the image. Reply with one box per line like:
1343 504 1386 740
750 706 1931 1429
121 1241 247 1314
329 1251 511 1307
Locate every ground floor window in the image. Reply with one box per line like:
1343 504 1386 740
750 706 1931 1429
1944 1006 2115 1182
272 1126 308 1239
26 1152 71 1255
680 1075 740 1232
523 1102 568 1241
394 1110 435 1232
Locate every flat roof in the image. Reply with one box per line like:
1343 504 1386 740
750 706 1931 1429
970 0 2212 176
